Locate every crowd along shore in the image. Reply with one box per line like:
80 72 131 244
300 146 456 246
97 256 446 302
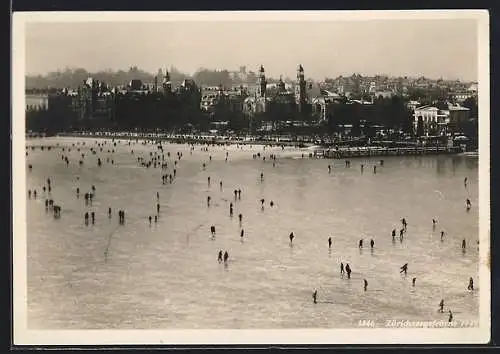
25 130 473 160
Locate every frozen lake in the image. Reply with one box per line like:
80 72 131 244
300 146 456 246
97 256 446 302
25 137 480 329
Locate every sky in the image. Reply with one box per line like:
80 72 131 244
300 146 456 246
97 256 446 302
23 15 480 82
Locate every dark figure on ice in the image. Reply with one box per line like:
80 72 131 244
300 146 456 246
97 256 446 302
91 211 95 224
53 205 61 218
238 189 241 199
260 172 264 181
328 237 332 249
208 176 211 186
462 239 466 250
289 232 295 244
370 239 374 248
402 218 407 230
468 277 474 291
210 225 216 237
207 196 211 207
360 164 364 173
439 299 444 313
432 219 437 229
270 200 274 207
238 213 243 223
312 290 317 304
218 250 223 263
345 264 352 279
358 239 363 248
234 190 238 199
466 198 471 211
118 210 125 225
373 165 377 174
412 277 416 287
84 212 89 225
156 203 160 214
464 177 468 186
364 279 368 291
400 263 408 275
149 216 152 224
380 160 384 166
240 229 244 238
340 262 345 275
28 190 31 199
76 188 80 197
108 207 112 218
448 310 453 322
441 231 445 242
223 251 229 263
220 181 223 190
392 229 396 240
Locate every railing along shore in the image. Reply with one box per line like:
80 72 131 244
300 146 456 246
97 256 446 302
313 146 464 159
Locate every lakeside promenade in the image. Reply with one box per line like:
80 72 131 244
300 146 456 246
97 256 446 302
26 130 471 159
314 146 465 159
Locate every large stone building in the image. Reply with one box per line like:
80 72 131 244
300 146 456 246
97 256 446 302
243 64 318 123
413 103 470 136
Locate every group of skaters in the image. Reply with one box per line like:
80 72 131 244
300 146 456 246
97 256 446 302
217 250 230 263
313 212 477 324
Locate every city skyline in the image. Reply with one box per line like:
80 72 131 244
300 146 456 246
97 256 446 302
23 12 479 82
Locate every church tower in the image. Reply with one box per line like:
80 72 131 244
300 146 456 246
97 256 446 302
162 67 172 94
295 64 307 112
257 65 267 98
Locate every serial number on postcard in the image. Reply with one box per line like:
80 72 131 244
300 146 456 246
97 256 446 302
358 319 479 328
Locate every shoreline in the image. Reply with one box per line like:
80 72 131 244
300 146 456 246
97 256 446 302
25 131 475 159
27 131 315 149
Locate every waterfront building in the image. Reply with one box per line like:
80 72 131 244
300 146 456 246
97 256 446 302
243 64 319 129
447 104 471 134
413 105 450 136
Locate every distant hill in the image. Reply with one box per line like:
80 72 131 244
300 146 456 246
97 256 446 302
25 66 268 90
25 66 190 90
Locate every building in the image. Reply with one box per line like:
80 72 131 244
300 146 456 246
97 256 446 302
200 85 247 121
311 90 345 122
406 100 421 112
447 104 470 134
26 94 48 110
450 91 475 104
243 64 316 124
413 105 449 136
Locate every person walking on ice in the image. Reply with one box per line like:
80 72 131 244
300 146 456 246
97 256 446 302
400 263 408 275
